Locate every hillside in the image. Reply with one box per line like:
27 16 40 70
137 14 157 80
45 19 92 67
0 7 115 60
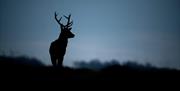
0 55 180 82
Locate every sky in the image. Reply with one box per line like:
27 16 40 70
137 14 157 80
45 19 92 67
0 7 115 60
0 0 180 69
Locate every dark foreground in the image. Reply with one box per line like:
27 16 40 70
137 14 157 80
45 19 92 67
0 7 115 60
1 65 180 82
0 56 180 82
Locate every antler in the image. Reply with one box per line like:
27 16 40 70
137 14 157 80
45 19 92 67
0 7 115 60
55 12 73 30
64 14 73 28
55 12 62 25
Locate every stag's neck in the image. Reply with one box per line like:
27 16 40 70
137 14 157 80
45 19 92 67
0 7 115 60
58 36 68 43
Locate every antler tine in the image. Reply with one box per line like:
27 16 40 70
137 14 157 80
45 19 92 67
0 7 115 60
63 15 69 19
64 14 72 26
55 12 62 25
68 21 73 27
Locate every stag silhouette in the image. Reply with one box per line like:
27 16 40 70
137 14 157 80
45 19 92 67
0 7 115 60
49 12 75 66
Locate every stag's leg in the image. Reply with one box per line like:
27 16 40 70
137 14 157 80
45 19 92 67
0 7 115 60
57 56 64 67
50 55 57 66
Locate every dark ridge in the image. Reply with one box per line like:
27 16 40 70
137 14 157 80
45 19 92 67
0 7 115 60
0 55 180 82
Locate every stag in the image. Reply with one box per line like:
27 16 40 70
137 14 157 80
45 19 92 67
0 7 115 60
49 12 75 66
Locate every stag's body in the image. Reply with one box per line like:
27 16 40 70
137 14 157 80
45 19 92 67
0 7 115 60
49 38 67 66
49 12 74 66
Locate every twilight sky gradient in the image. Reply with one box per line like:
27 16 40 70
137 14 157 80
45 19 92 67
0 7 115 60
0 0 180 69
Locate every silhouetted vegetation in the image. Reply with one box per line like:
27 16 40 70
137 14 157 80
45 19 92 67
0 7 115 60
0 55 180 82
74 59 121 70
0 55 44 67
74 59 179 72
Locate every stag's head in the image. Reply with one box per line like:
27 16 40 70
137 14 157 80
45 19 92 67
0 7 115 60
55 12 75 39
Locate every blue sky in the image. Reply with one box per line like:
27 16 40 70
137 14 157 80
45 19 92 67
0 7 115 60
0 0 180 69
